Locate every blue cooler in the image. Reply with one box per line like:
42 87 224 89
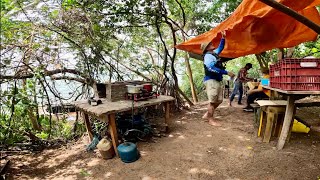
261 78 270 86
117 142 140 163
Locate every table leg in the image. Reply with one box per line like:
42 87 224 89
108 113 119 157
286 119 294 143
270 90 279 100
272 113 279 137
263 109 275 143
257 109 264 137
277 96 295 150
83 112 93 142
165 102 170 125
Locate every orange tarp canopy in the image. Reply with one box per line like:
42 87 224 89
175 0 320 58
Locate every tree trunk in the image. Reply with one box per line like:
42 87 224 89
182 34 198 103
255 54 269 72
24 28 41 131
259 0 320 34
286 47 295 58
184 53 198 103
28 108 41 131
277 48 284 61
177 87 194 106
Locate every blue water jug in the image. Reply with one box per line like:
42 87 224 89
117 142 140 163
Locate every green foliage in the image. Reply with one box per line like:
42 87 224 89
181 59 207 101
226 55 261 79
0 108 83 145
80 169 91 177
293 38 320 58
36 131 49 139
0 0 16 14
0 79 84 145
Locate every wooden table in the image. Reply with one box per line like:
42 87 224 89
261 86 320 150
72 95 175 157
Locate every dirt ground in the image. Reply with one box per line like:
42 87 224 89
7 101 320 180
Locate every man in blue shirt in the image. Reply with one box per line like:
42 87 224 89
201 31 235 126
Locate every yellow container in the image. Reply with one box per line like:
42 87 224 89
292 119 310 133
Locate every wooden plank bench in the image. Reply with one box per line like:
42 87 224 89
256 100 288 143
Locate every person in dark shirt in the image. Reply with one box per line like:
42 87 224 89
243 70 270 111
229 63 253 106
201 31 235 126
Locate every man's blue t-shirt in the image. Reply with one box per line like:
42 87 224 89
203 38 228 82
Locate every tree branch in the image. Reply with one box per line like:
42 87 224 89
174 0 186 28
50 76 88 84
0 68 93 84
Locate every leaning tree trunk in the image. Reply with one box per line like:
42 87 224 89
255 53 269 72
286 47 295 58
184 53 198 103
23 28 41 131
154 4 194 107
277 48 284 61
182 34 198 103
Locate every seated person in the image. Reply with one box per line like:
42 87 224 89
243 70 270 112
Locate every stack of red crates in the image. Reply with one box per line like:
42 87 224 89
270 58 320 91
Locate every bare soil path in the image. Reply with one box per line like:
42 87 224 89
8 101 320 180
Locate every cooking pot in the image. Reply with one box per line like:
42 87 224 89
142 83 152 92
126 84 143 94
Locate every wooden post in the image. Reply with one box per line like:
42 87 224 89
83 113 93 142
277 96 295 150
286 118 294 143
270 90 275 100
258 108 266 137
263 108 275 143
286 107 296 143
272 112 279 137
270 90 280 100
164 102 170 125
108 113 119 157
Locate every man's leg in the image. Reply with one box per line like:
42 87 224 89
247 92 268 107
244 92 267 111
256 92 269 100
229 81 239 106
203 80 222 126
202 80 212 119
238 83 243 104
208 102 221 126
208 83 223 126
203 96 222 120
245 93 256 108
206 102 220 118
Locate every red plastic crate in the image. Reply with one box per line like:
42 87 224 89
269 58 320 91
270 63 281 89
